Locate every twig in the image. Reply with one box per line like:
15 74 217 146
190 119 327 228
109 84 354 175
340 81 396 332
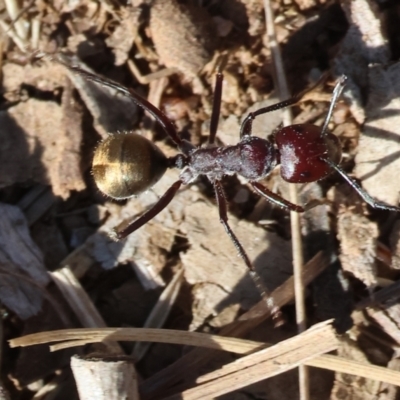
50 266 122 354
263 1 309 399
0 20 28 52
139 251 328 398
4 0 29 41
163 320 338 400
71 355 140 400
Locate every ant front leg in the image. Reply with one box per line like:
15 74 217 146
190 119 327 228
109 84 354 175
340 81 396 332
213 180 282 323
324 159 400 213
114 180 182 239
240 91 310 138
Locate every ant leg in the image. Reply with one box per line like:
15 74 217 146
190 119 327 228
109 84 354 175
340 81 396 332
213 180 282 323
114 180 182 239
324 158 400 212
54 56 185 151
251 181 320 212
208 71 224 145
240 76 338 139
251 181 304 212
240 88 314 138
320 76 347 136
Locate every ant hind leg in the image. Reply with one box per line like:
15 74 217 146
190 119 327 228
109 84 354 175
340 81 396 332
324 158 400 212
213 180 283 324
113 180 182 239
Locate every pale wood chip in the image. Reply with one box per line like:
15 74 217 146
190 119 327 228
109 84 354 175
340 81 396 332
71 355 139 400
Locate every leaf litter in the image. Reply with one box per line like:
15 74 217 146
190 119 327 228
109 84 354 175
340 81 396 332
1 0 400 399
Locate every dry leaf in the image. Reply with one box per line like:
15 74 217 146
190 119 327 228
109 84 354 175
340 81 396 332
150 0 216 77
0 61 85 198
337 210 378 288
2 62 65 94
61 56 139 136
181 200 292 327
0 203 49 319
390 220 400 270
355 63 400 206
368 305 400 346
331 336 382 400
105 6 140 66
334 0 389 123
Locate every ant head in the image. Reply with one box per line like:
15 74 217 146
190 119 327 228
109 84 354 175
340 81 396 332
274 77 347 184
275 124 342 183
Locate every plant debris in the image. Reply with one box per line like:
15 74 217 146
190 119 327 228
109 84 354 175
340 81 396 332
1 0 400 399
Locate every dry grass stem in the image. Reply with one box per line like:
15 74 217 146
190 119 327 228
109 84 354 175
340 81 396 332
163 320 338 399
50 266 107 328
263 0 309 398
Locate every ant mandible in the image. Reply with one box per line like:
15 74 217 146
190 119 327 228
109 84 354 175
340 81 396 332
61 60 400 319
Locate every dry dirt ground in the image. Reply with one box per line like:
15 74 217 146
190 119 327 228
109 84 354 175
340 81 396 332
1 0 400 399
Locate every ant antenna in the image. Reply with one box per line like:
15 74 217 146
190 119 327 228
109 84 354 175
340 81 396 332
320 76 347 137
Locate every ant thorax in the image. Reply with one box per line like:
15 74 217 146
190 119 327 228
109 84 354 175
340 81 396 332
179 136 278 184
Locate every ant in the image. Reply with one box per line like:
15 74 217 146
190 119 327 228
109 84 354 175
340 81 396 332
60 59 400 320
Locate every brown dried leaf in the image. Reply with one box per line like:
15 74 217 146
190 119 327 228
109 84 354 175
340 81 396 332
334 0 389 123
59 1 106 34
2 62 65 94
105 6 140 66
239 0 265 37
62 56 139 136
181 200 292 327
355 63 400 206
1 96 84 198
390 220 400 270
63 167 184 289
293 0 317 11
331 337 382 400
0 60 85 197
368 305 400 346
58 79 86 196
337 210 378 288
0 203 49 319
150 0 216 77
